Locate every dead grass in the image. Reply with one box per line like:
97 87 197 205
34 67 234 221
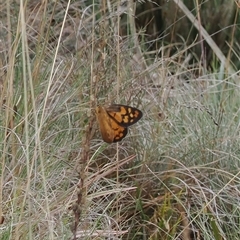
1 1 240 240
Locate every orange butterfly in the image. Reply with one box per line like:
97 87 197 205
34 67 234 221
96 104 143 143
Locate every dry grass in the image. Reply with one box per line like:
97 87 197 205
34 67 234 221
1 1 240 240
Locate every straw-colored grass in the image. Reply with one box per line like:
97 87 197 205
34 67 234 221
1 1 240 240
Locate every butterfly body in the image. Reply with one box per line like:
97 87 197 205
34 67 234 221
96 104 142 143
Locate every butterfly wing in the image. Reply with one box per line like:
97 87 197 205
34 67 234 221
96 106 128 143
106 104 143 127
109 117 128 143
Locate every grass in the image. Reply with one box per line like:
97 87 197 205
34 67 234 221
1 0 240 240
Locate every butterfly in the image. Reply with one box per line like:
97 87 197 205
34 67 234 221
96 104 143 143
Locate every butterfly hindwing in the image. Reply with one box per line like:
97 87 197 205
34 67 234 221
109 117 128 143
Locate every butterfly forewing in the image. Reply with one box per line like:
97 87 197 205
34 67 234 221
106 104 143 127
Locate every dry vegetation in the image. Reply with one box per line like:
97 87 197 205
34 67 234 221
1 0 240 239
